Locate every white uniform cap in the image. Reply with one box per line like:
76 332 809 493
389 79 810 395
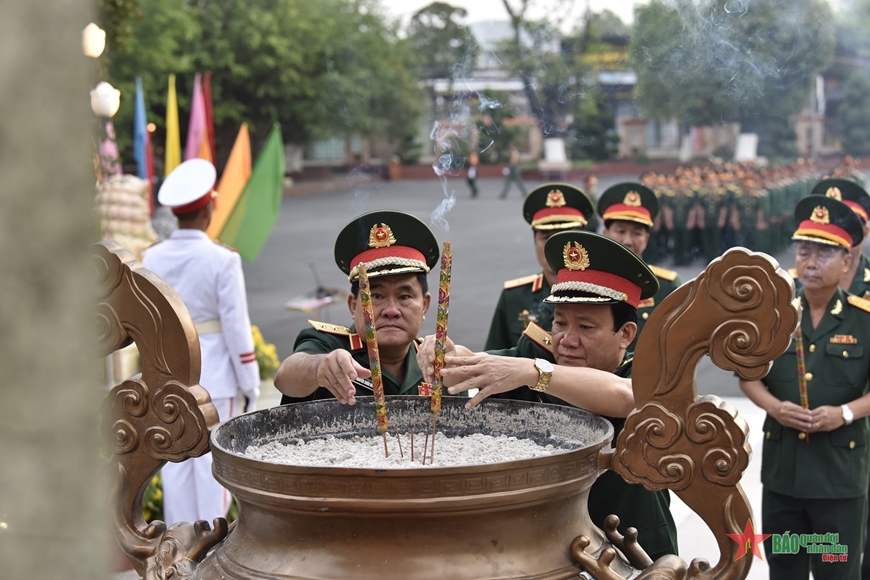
158 159 217 212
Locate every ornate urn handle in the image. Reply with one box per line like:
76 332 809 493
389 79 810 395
96 241 228 579
573 248 800 580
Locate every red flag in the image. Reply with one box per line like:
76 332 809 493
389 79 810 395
203 71 216 164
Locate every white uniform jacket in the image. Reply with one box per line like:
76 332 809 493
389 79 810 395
142 229 260 401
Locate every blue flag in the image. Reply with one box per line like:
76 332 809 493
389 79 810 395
133 77 148 181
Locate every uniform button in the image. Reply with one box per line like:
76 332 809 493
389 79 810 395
850 441 856 449
642 312 649 320
766 431 771 439
798 432 807 440
804 372 813 381
809 344 816 353
843 351 849 358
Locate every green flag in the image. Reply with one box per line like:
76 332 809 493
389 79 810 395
218 123 285 261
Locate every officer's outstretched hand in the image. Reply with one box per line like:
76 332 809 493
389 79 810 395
315 349 371 406
416 334 470 381
442 353 535 409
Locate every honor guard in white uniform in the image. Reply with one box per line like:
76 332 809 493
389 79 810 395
142 158 260 526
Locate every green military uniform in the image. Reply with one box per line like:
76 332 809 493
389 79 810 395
486 183 594 349
760 289 870 580
669 187 695 265
850 253 870 300
280 322 426 405
596 183 682 351
636 265 681 347
698 184 727 263
484 273 553 351
759 195 870 580
490 324 678 562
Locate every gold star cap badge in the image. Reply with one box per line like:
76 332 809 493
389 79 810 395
810 206 830 225
368 223 396 248
826 187 842 201
624 191 642 206
563 241 590 271
545 189 567 207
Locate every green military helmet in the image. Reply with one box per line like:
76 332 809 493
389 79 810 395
334 210 440 282
522 183 594 231
542 231 659 306
597 182 659 228
793 196 864 249
811 178 870 225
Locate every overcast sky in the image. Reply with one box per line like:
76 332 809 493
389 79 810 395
380 0 645 28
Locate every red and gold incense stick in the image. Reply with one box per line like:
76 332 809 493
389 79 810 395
357 265 389 455
794 324 809 441
430 241 452 463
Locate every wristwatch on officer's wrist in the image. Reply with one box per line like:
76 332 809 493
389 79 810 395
841 404 854 426
531 358 554 392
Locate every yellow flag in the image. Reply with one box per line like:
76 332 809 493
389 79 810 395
164 74 181 176
207 123 251 239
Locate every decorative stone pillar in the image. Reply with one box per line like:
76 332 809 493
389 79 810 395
0 2 105 578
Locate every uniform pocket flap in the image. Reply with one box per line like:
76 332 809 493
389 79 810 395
831 426 867 448
825 343 864 359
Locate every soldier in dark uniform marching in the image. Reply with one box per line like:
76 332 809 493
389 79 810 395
484 183 594 350
740 195 870 580
596 182 680 350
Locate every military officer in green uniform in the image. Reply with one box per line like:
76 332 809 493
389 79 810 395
484 183 594 350
596 182 680 349
739 195 870 580
420 232 678 562
812 178 870 300
275 210 440 405
668 174 696 265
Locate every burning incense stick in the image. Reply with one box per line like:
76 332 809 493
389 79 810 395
430 241 452 463
357 265 389 455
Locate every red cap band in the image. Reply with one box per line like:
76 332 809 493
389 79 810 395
794 220 852 248
843 200 869 223
171 190 215 215
350 245 427 270
602 203 653 226
531 207 587 225
555 267 643 308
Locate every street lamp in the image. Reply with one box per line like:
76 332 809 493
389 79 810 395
82 23 106 58
90 81 121 118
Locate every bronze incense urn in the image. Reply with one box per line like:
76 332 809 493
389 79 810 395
97 241 799 580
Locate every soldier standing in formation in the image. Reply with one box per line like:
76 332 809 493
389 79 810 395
595 182 680 348
142 159 261 526
740 195 870 580
484 183 594 350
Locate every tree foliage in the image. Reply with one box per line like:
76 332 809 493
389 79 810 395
106 0 423 161
840 73 870 156
631 0 835 156
498 0 588 136
405 2 479 81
